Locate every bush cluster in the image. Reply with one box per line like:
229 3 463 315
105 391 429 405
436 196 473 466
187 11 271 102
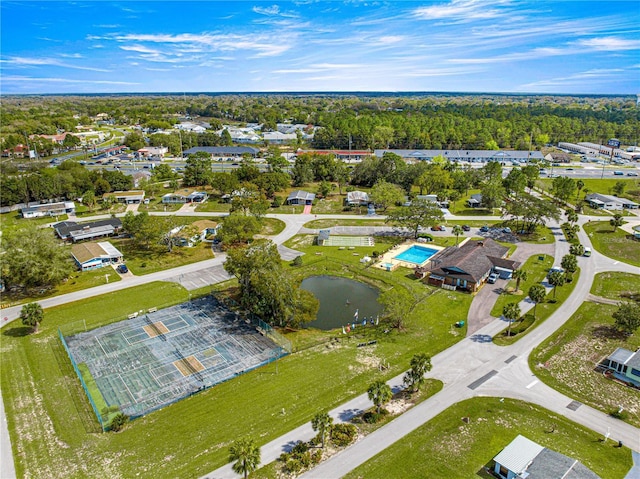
279 441 322 474
330 423 358 447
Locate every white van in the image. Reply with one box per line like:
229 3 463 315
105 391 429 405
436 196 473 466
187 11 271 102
583 247 592 257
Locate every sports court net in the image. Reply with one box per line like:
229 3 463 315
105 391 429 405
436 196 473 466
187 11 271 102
60 297 288 424
323 235 374 247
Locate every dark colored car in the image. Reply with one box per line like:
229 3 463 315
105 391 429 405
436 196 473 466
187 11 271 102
117 264 129 274
462 225 471 231
479 225 489 232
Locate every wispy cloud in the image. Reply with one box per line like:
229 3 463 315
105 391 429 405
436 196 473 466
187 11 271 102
253 5 281 16
412 0 513 22
1 75 138 85
519 68 625 90
577 36 640 51
2 56 110 72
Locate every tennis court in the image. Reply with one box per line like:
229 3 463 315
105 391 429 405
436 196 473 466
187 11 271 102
323 235 374 246
60 297 289 424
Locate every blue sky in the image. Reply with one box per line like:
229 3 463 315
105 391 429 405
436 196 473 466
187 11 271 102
1 1 639 94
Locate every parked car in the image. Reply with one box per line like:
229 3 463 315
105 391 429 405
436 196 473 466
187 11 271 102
117 264 129 274
627 172 639 176
479 225 489 232
502 227 512 234
613 171 624 175
430 225 445 231
487 272 500 284
583 247 592 257
462 225 471 231
549 266 564 274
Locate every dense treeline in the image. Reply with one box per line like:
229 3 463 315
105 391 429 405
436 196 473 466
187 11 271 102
1 94 638 149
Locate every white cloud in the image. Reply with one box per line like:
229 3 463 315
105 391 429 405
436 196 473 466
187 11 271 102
1 75 138 85
120 45 162 55
378 35 404 45
253 5 281 15
413 0 511 22
3 56 110 72
577 37 640 51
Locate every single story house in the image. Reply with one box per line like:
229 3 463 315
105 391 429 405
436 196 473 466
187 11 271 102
373 149 544 163
162 193 187 204
585 193 639 211
54 218 122 242
186 191 208 203
346 191 370 206
286 190 315 205
21 201 75 219
602 347 640 387
467 193 483 208
137 146 168 157
493 435 600 479
103 190 145 204
190 220 219 242
71 241 123 271
426 238 519 292
544 152 571 163
416 194 449 208
263 131 297 144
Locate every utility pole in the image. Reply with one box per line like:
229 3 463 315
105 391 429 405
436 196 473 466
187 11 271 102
602 138 620 179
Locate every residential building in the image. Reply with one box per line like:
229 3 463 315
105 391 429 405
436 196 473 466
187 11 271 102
346 191 370 206
373 149 544 163
103 190 146 204
544 152 571 163
189 220 219 242
602 347 640 387
493 435 600 479
162 193 187 204
21 201 75 219
585 193 639 210
297 149 373 162
286 190 316 205
175 122 207 133
467 193 483 208
263 131 297 144
186 191 208 203
54 218 122 242
71 241 123 271
426 238 519 292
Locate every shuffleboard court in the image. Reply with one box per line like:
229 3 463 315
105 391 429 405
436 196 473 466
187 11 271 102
60 297 289 422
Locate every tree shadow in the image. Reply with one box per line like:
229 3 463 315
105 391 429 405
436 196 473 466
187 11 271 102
3 326 33 337
591 325 627 341
338 408 363 422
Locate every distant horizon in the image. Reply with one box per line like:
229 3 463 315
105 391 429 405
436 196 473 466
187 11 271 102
1 1 639 95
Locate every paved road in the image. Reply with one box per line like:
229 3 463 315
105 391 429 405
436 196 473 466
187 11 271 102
2 210 638 479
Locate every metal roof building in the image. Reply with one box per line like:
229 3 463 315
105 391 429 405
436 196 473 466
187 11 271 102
374 149 544 163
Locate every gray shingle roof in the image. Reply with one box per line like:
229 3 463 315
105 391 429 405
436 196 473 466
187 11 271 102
287 190 315 202
524 448 600 479
54 218 122 240
428 238 508 283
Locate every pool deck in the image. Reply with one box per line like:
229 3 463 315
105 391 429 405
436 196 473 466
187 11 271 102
375 241 445 271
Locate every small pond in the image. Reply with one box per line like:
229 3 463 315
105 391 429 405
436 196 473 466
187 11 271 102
300 275 384 331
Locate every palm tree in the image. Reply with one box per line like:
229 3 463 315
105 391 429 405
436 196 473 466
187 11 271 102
403 353 433 393
20 302 44 333
528 284 546 319
452 225 464 246
311 412 333 448
548 271 565 299
503 302 521 337
367 380 393 415
576 179 584 199
228 437 261 479
565 209 578 224
512 269 528 292
610 213 624 232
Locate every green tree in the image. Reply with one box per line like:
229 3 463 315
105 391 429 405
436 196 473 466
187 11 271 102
109 413 129 432
317 180 332 198
547 271 565 299
503 302 521 337
565 209 578 224
480 178 505 210
124 131 145 151
1 225 73 291
228 437 261 479
183 152 212 186
512 269 528 292
576 179 585 199
528 284 546 319
20 302 44 333
385 199 444 239
402 353 432 394
367 380 393 415
561 254 578 274
612 180 626 196
613 302 640 335
551 176 576 203
569 244 585 256
452 225 464 246
217 214 261 245
220 129 233 146
610 213 624 232
210 172 239 196
82 190 97 211
379 286 414 331
370 180 405 212
311 412 334 448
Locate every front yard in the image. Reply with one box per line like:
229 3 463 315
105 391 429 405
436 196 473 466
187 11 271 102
530 272 640 427
584 221 640 267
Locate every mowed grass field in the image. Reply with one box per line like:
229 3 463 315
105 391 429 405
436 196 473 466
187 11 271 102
537 177 640 203
584 221 640 267
1 249 473 479
344 397 632 479
530 272 640 428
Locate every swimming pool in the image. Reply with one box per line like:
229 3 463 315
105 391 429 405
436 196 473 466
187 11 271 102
394 245 439 265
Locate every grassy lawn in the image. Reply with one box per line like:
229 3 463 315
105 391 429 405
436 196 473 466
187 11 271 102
344 397 631 479
0 268 121 309
494 268 581 346
0 211 68 234
537 178 640 203
113 239 214 275
1 244 474 478
530 272 640 427
584 221 640 267
303 218 390 228
259 217 286 235
491 254 554 317
194 199 232 212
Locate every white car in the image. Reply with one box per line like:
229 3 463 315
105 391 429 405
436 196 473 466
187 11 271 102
487 272 500 284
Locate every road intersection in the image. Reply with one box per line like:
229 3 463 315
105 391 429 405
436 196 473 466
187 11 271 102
1 210 639 479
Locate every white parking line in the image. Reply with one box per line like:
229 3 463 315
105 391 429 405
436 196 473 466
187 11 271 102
526 379 539 389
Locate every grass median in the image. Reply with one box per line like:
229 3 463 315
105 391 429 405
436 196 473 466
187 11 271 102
584 221 640 267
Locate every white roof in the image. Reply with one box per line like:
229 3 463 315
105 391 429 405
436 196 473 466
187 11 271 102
493 435 544 474
97 241 123 258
